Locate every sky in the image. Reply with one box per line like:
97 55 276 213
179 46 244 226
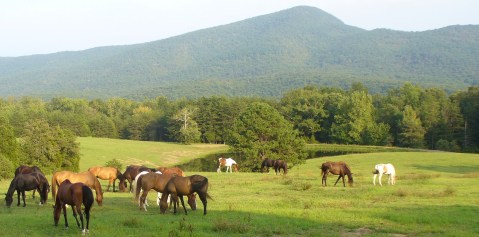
1 0 478 57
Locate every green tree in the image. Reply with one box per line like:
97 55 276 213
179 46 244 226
19 119 80 173
226 102 306 170
398 105 426 148
171 106 201 144
0 115 19 179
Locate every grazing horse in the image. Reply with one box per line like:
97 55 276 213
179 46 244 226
52 171 103 206
135 172 196 212
273 160 288 175
14 165 44 198
5 172 49 207
373 163 396 186
160 175 211 215
261 158 275 173
321 161 353 187
159 167 186 177
217 157 238 173
88 166 125 192
122 165 152 192
53 180 94 235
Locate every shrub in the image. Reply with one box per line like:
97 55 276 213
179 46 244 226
105 158 123 171
0 154 14 180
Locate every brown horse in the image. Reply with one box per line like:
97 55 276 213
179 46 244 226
14 165 44 198
122 165 152 192
5 172 49 207
135 172 196 212
52 171 103 206
54 180 94 234
88 166 125 192
321 161 353 187
261 158 287 175
160 175 211 215
158 167 186 177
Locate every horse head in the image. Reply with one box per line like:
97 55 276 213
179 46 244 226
187 193 197 210
5 193 13 207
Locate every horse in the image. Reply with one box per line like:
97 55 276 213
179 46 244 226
131 170 165 208
158 167 186 177
88 166 125 192
52 171 103 206
217 157 238 173
122 165 152 192
135 172 196 212
261 158 275 173
321 161 353 187
160 175 211 215
14 165 44 198
373 163 396 186
53 180 94 235
274 160 288 175
5 172 49 207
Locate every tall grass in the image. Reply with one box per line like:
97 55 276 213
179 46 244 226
1 140 478 236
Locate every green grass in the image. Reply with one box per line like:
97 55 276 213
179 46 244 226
1 140 479 236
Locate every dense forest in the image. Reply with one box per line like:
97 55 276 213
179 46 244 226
1 6 478 99
1 83 479 178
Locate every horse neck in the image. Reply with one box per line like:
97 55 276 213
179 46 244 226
94 179 103 195
6 178 17 196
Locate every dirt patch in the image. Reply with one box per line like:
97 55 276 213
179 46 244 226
340 228 372 237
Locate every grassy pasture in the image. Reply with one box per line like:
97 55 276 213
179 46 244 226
1 139 479 236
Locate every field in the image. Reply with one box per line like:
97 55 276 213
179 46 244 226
1 138 479 236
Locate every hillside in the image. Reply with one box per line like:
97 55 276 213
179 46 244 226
1 6 478 99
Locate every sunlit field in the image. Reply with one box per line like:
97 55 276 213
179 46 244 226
1 138 478 236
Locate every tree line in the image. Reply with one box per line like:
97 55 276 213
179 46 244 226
1 83 478 178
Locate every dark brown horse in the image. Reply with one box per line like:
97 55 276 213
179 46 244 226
122 165 152 192
5 172 49 207
135 172 196 212
88 166 125 192
14 165 44 198
160 175 211 215
261 158 288 175
52 171 103 206
321 161 353 187
53 180 94 235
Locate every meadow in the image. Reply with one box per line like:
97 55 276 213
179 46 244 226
1 138 479 236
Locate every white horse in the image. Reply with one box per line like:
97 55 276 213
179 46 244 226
217 157 238 173
373 163 396 186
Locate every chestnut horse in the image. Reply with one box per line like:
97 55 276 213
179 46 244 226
321 161 353 187
5 172 49 207
135 172 196 212
157 167 185 177
13 165 47 199
88 166 125 192
122 165 152 192
373 163 396 186
52 171 103 206
54 180 94 235
160 175 211 215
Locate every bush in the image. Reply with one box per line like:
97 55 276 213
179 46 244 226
105 158 123 171
0 154 14 181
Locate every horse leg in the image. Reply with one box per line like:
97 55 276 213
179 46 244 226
32 189 36 199
378 173 383 186
62 204 69 228
322 174 327 187
334 175 342 186
112 178 116 192
179 195 187 215
198 192 208 215
21 191 27 207
71 205 81 229
373 174 377 185
140 191 148 211
106 180 111 192
84 205 91 234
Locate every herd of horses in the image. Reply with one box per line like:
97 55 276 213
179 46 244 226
4 159 397 234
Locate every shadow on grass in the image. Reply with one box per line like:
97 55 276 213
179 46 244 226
412 164 479 174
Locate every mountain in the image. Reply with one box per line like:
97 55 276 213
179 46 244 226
1 6 478 99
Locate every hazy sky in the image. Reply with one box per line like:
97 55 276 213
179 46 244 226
1 0 478 57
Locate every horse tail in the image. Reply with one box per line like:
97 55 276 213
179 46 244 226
82 185 94 210
134 175 143 201
51 173 58 201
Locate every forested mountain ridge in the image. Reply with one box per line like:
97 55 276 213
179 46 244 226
1 6 478 99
